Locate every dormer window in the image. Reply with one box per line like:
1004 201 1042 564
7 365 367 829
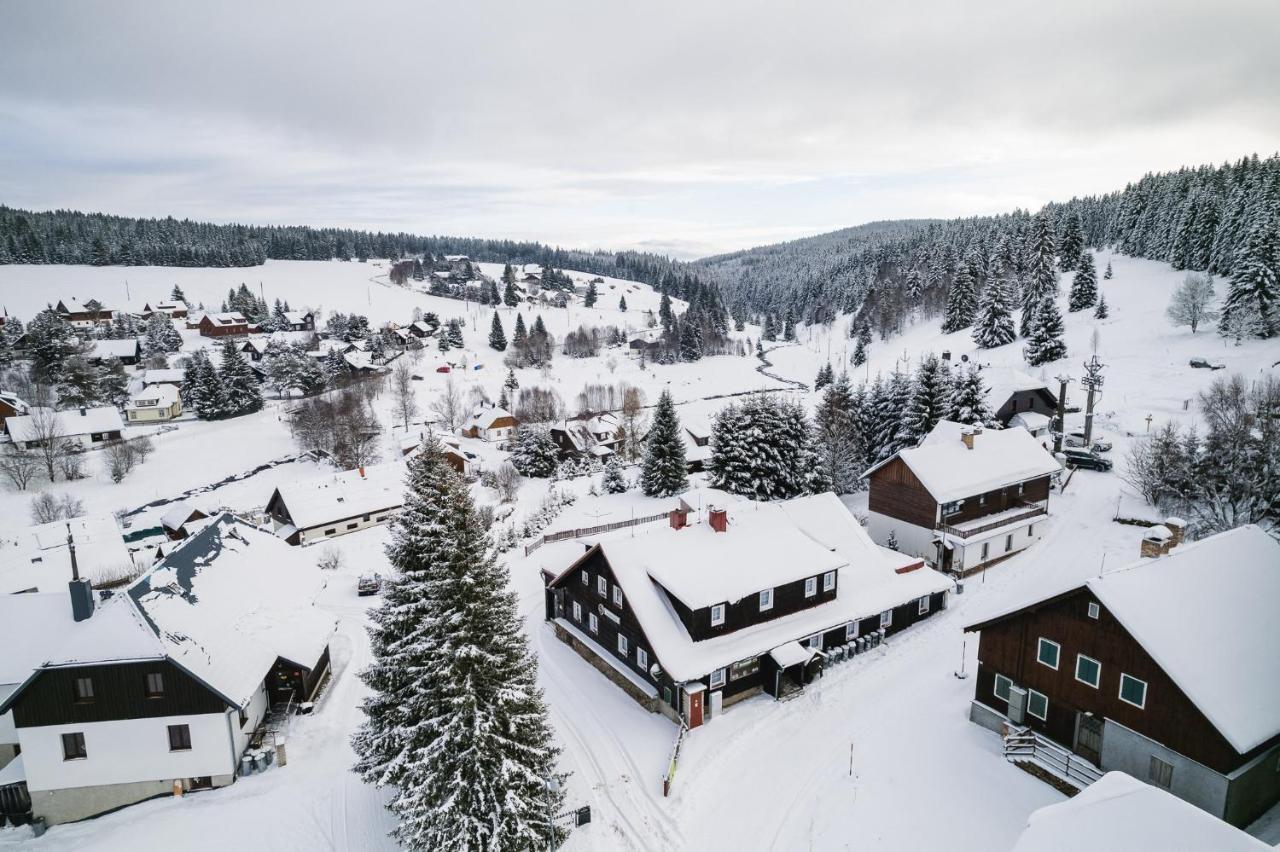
804 577 817 598
822 571 835 592
759 589 774 612
710 604 726 626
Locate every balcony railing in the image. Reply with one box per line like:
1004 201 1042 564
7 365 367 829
939 501 1047 539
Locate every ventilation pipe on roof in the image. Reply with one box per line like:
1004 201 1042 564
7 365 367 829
961 428 976 450
66 523 94 622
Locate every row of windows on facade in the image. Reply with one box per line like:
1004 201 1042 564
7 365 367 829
571 594 933 690
974 525 1037 562
1030 633 1150 708
941 482 1029 516
60 724 192 761
73 672 169 703
322 513 391 536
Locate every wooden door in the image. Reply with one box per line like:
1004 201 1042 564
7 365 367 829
687 691 704 728
1074 713 1103 765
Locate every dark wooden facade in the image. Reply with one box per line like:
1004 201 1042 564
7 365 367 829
9 660 227 727
869 457 1051 530
992 387 1058 427
967 588 1268 775
941 476 1050 527
268 646 331 704
662 571 837 641
198 315 252 337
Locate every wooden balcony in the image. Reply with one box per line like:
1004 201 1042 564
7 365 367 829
940 501 1047 539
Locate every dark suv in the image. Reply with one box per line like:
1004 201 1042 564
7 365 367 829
1061 448 1112 472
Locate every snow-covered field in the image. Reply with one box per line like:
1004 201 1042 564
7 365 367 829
0 252 1277 850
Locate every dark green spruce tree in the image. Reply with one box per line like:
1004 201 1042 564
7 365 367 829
488 312 507 351
641 388 688 497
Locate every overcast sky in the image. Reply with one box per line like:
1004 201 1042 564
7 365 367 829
1 1 1277 259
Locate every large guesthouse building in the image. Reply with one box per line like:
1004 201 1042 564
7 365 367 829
542 490 952 728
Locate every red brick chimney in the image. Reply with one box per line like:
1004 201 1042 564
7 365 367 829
709 507 728 533
669 507 688 531
358 466 366 479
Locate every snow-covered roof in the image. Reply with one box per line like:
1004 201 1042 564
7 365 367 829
466 406 514 430
127 516 336 707
866 421 1061 503
86 338 140 360
204 312 248 325
553 412 621 452
0 514 136 595
969 525 1280 754
144 300 187 313
160 501 206 532
127 383 179 409
1008 411 1051 432
981 366 1053 407
1010 771 1269 852
0 391 28 413
6 406 124 442
549 491 951 681
57 298 112 315
770 641 816 668
270 462 406 531
283 311 311 324
141 368 185 386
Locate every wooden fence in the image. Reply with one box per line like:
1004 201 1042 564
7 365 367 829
524 511 670 556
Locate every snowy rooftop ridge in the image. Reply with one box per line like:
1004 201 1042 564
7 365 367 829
269 461 407 530
865 420 1061 503
0 513 135 595
5 406 124 442
968 524 1280 754
1010 771 1268 852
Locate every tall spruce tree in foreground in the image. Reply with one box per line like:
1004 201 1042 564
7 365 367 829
709 394 818 500
901 354 952 445
218 339 263 417
641 389 688 497
1023 296 1067 366
354 439 566 851
972 279 1017 349
1068 251 1098 312
941 263 979 332
1022 212 1058 336
488 312 507 351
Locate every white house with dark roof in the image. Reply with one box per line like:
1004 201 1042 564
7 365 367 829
542 490 952 727
864 420 1062 574
5 406 125 449
264 462 406 545
0 515 335 825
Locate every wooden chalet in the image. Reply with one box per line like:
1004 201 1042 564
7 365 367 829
85 337 142 366
198 312 253 338
159 502 209 541
0 391 29 429
265 462 405 545
461 406 518 443
550 412 624 460
981 367 1059 429
542 490 952 728
964 524 1280 827
140 301 189 319
864 421 1061 575
282 311 315 332
0 516 334 826
55 299 114 328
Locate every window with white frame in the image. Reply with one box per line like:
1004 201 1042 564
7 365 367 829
804 577 817 598
618 634 629 656
1037 638 1060 670
710 668 726 689
710 604 726 626
637 647 648 670
880 609 893 629
1027 689 1048 720
588 613 599 634
758 588 774 611
1087 602 1100 620
993 674 1013 702
581 571 589 587
1075 654 1101 688
822 571 835 592
1119 674 1148 709
612 585 623 608
572 601 582 622
846 620 860 641
917 596 930 615
597 575 608 597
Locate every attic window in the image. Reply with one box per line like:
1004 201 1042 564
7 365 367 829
804 577 817 598
145 672 165 699
710 604 726 627
73 677 95 704
1087 602 1100 620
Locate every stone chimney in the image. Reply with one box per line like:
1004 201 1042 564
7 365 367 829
961 427 980 450
669 507 688 531
1140 524 1174 559
1164 517 1186 548
708 507 728 533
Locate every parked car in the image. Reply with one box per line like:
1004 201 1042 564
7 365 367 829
1065 431 1113 452
1189 357 1225 370
1061 448 1113 471
357 573 382 596
436 365 451 373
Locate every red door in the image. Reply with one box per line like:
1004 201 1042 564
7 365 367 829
688 691 704 728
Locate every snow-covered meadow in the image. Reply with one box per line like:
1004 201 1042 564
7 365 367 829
0 251 1277 850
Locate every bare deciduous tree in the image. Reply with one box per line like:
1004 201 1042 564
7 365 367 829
1166 272 1218 333
30 492 85 523
390 360 419 430
430 374 465 433
492 462 523 503
621 385 648 460
0 446 41 491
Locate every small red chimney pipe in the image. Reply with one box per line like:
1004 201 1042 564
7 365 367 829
669 508 688 530
709 507 728 533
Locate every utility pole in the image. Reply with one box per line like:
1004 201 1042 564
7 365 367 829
1053 374 1073 454
1080 355 1106 448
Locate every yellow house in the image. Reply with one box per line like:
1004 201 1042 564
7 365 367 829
126 384 182 422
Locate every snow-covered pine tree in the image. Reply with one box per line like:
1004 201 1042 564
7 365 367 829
948 365 996 426
437 332 451 353
96 357 130 408
488 313 507 351
512 314 527 346
353 438 566 851
618 295 627 312
1023 296 1068 366
659 293 674 335
509 428 559 478
1057 210 1084 272
584 279 598 307
602 455 627 493
640 388 688 497
814 372 865 494
56 356 101 409
901 354 952 444
678 318 702 362
1094 293 1110 319
972 278 1017 349
218 339 262 417
497 386 509 410
1068 251 1098 312
709 394 817 500
503 280 519 308
1103 261 1113 280
169 284 187 302
852 337 867 367
941 261 978 332
447 319 464 349
1219 220 1279 339
503 367 519 392
813 362 834 391
1023 212 1058 336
